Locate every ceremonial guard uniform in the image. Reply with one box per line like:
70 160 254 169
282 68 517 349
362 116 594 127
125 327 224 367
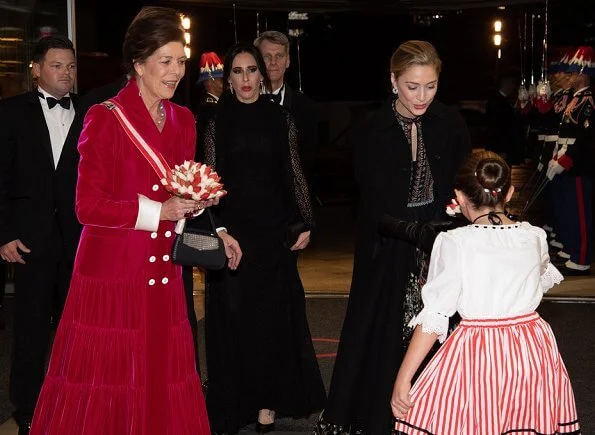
545 46 595 275
538 87 570 246
194 52 224 160
195 93 219 159
537 88 564 169
197 93 218 119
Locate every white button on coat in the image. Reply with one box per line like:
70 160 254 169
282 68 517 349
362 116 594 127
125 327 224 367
150 232 157 239
149 256 156 263
165 231 172 238
148 279 156 285
161 277 169 284
162 255 170 261
152 184 159 191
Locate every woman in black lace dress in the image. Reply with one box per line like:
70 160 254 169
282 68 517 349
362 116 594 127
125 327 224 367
202 42 326 435
315 41 472 435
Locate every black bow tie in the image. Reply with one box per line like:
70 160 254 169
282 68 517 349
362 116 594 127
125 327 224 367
39 92 71 109
269 92 282 105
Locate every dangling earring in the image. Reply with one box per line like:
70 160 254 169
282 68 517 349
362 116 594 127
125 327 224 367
260 80 266 94
229 82 234 95
392 87 398 95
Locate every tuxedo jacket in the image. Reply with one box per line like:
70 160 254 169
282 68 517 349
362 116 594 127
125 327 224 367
0 90 83 256
282 84 318 178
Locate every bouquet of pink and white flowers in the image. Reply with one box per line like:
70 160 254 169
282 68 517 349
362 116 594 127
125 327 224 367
162 160 227 201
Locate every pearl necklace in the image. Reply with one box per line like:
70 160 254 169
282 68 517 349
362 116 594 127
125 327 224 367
154 102 165 126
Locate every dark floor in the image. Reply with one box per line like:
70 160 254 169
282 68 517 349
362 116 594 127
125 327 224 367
1 297 593 433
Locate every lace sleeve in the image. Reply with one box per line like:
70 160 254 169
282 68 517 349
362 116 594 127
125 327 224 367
203 117 216 168
535 225 564 292
406 232 462 343
541 262 564 292
286 111 313 227
408 310 450 343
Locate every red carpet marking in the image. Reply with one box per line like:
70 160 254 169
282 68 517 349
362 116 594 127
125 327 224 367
312 337 339 359
312 337 340 343
316 353 337 359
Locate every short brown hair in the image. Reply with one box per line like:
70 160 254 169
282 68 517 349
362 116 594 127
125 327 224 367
254 31 290 54
390 40 442 79
122 6 185 76
454 151 511 209
32 35 75 63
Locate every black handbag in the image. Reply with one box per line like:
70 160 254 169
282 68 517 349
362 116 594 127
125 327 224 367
171 209 227 270
285 221 307 248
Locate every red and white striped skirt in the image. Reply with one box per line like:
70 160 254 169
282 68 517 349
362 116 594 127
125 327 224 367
394 312 580 435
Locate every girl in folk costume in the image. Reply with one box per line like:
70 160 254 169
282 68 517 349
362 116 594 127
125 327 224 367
391 151 580 435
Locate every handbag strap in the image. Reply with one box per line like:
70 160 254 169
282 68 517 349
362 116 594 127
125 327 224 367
102 99 171 184
204 208 218 233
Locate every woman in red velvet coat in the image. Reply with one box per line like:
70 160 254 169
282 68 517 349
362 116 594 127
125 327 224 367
30 7 241 435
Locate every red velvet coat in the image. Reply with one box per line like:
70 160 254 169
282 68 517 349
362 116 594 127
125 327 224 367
31 79 210 435
75 79 195 280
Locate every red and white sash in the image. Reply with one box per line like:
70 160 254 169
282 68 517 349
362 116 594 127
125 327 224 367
102 99 171 184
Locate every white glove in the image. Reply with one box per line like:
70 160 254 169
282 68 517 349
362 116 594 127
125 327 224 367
546 160 564 180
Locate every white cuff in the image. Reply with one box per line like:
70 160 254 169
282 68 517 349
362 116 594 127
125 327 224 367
408 309 449 343
216 227 227 233
135 194 162 232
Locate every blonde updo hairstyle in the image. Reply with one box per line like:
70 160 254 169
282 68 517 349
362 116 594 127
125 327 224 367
390 40 442 79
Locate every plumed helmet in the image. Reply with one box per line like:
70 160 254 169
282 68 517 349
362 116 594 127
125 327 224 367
557 46 595 76
197 51 224 83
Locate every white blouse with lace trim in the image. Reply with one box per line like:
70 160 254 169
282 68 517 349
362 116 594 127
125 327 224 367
409 221 563 343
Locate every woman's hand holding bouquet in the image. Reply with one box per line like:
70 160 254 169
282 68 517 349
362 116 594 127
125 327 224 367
164 160 226 202
160 161 227 231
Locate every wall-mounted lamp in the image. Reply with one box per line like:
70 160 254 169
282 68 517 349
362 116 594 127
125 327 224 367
180 14 191 58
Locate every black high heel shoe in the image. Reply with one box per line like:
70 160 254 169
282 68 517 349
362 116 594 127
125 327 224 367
255 421 275 433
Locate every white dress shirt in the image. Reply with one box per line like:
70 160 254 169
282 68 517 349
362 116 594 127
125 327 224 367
38 86 75 168
206 92 220 102
271 83 286 105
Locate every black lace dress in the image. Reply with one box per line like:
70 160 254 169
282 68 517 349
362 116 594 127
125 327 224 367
202 95 326 433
